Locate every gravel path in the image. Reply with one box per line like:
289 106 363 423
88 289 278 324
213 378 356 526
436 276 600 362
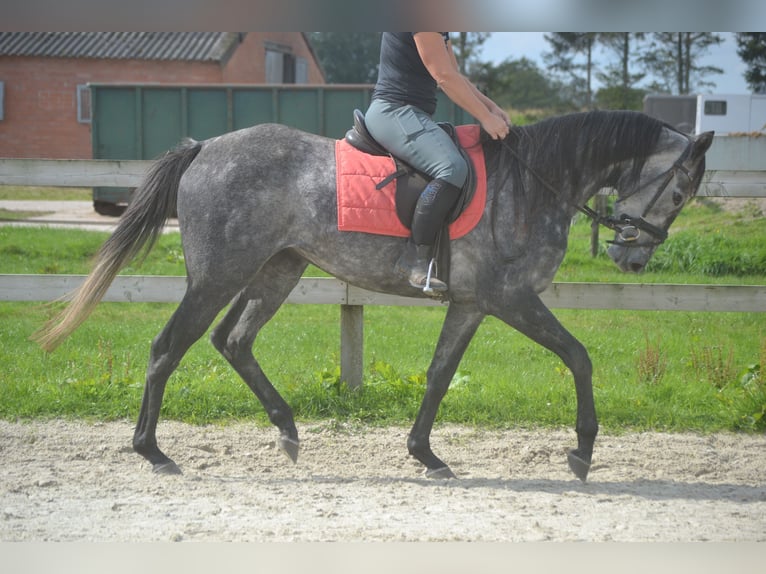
1 419 764 542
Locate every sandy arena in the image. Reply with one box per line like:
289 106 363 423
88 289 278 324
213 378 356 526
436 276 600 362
1 419 764 542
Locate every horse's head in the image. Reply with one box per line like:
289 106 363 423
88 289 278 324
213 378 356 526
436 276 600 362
607 129 714 273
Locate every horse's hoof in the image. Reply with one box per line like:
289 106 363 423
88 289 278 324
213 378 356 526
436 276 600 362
567 450 591 482
153 461 182 475
425 466 456 479
279 436 300 463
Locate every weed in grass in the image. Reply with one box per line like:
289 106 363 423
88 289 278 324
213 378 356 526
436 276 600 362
164 247 185 266
92 338 135 385
736 364 765 430
732 337 766 430
636 333 667 385
290 359 427 423
554 363 572 379
691 345 736 389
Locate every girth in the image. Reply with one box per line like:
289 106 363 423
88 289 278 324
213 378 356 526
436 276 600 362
344 109 477 230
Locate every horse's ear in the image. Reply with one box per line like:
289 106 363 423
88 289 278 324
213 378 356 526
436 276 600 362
691 131 714 160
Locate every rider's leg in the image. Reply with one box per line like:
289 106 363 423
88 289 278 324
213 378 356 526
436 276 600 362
365 101 468 293
398 178 461 292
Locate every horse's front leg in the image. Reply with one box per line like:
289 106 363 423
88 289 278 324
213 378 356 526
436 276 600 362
408 303 484 478
491 287 598 482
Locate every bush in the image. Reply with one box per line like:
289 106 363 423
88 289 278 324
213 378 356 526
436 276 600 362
647 229 766 276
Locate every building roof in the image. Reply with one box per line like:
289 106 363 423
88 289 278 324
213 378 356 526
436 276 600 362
0 32 243 62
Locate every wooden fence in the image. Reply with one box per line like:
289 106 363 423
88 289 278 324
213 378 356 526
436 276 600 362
1 158 765 387
1 158 766 196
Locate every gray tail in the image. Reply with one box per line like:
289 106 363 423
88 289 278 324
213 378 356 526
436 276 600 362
32 139 203 352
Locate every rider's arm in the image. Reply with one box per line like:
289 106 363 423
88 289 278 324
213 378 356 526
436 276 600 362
413 32 509 139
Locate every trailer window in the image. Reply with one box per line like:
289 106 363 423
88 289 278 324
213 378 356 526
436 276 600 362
704 100 727 116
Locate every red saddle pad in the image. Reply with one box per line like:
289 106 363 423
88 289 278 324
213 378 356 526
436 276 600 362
335 124 487 239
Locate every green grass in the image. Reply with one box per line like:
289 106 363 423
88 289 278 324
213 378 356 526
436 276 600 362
0 198 764 432
0 186 91 201
0 209 55 221
0 226 186 275
0 185 90 223
556 197 766 284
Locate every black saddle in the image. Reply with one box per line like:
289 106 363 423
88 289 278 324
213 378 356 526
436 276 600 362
345 109 390 157
344 109 477 230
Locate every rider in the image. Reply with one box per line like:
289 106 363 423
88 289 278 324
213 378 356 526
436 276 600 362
364 32 511 294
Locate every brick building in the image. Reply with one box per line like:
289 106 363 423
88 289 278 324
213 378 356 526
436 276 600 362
0 32 325 159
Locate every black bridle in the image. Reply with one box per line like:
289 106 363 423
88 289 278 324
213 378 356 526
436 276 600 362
499 136 694 248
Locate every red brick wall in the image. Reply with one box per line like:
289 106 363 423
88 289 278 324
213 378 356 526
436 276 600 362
0 57 225 159
0 33 325 159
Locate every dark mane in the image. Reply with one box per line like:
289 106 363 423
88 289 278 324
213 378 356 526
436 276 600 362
504 110 668 191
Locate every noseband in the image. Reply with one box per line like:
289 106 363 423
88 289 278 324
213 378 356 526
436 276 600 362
606 141 693 247
500 135 694 248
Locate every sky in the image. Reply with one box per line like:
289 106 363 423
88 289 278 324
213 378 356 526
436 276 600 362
480 32 751 95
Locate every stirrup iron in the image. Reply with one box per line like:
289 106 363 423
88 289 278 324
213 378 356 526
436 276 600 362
423 257 438 295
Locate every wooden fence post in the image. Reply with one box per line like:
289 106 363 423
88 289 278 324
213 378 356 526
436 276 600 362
340 304 364 389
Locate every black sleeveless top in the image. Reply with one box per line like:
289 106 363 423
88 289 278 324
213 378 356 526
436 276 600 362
372 32 450 116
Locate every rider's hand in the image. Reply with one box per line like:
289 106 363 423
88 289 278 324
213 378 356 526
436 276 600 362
481 113 510 140
492 106 511 126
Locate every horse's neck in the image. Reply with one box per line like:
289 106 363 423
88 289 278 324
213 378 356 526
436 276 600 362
531 165 608 215
565 152 620 211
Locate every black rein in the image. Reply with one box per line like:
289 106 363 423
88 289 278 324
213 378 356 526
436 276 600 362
498 135 693 248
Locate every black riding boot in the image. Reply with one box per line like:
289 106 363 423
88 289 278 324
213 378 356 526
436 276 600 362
397 178 461 294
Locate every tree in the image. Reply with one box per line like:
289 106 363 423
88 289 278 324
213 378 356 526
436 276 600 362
596 33 646 109
474 57 570 112
450 32 490 78
594 85 647 111
736 33 766 94
543 33 598 109
308 33 492 86
640 33 723 94
308 33 381 84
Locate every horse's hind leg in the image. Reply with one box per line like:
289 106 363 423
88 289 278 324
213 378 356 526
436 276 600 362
210 250 308 463
133 285 238 474
408 303 484 478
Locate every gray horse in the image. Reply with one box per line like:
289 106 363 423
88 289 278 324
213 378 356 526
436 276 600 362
35 110 713 481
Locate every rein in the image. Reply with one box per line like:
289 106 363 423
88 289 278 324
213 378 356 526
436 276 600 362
498 135 693 247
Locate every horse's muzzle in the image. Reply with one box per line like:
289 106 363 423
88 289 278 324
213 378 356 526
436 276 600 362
607 242 654 273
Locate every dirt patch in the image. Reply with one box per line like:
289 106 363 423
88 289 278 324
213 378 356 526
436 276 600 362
1 419 764 542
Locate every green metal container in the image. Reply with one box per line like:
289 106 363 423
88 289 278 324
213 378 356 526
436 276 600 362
89 83 473 214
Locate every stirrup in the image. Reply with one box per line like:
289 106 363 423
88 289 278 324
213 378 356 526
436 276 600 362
423 257 439 295
412 257 447 295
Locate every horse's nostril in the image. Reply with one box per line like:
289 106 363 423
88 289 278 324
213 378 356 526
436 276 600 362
630 262 644 273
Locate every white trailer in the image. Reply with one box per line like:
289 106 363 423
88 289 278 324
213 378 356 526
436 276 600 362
695 94 766 134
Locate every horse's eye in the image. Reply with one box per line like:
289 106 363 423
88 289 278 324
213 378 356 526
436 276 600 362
672 191 684 206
